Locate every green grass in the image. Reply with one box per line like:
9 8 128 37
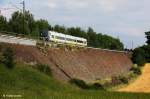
0 64 150 99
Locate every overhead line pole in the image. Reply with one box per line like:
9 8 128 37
132 40 134 50
23 0 25 36
20 0 25 36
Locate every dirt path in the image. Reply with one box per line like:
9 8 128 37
119 64 150 93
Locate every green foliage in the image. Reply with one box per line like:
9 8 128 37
70 79 89 89
145 31 150 45
6 11 49 39
132 31 150 66
0 64 76 98
53 25 66 33
89 83 105 90
111 75 129 86
36 19 49 34
0 15 8 31
130 65 142 75
0 64 150 99
118 75 129 84
111 76 122 86
132 45 150 66
0 52 4 63
70 79 104 90
9 11 31 35
36 64 52 76
3 47 15 69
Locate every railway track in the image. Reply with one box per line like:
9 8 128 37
0 33 36 46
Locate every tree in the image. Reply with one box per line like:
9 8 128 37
87 27 98 47
3 47 15 69
142 45 150 62
25 11 37 37
9 11 29 35
0 15 8 31
132 31 150 66
86 27 123 50
9 11 40 37
36 19 49 37
53 25 66 33
132 47 146 66
145 31 150 45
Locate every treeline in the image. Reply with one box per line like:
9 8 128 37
0 11 49 38
0 11 124 50
132 32 150 66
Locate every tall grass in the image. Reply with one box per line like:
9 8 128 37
0 64 150 99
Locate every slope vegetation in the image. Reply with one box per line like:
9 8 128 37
0 63 150 99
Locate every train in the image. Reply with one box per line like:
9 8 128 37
42 31 87 47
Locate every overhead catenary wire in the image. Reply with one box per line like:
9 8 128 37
0 1 21 15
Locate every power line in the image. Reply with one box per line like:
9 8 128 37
0 8 16 15
0 2 21 15
9 2 22 11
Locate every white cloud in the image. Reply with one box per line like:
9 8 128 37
97 0 125 12
46 3 57 9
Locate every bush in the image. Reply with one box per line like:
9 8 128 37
0 52 4 63
111 75 129 85
70 79 105 90
3 47 15 69
118 76 129 84
130 66 142 75
111 76 122 85
128 71 137 78
90 83 105 90
36 64 52 76
70 79 89 89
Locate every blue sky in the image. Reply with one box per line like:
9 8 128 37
0 0 150 48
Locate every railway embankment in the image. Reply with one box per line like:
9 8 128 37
0 43 132 83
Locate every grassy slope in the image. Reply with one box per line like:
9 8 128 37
0 64 150 99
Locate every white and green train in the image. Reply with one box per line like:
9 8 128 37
42 31 87 47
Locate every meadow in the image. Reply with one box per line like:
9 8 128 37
0 64 150 99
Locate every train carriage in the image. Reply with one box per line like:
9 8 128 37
42 31 87 47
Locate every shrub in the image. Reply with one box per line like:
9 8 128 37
3 47 15 69
0 52 4 63
70 79 89 89
70 79 105 90
111 75 129 85
90 83 105 90
128 71 136 78
36 64 52 76
118 75 129 84
111 76 122 85
130 66 142 75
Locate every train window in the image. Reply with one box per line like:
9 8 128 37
77 40 83 43
66 38 75 42
56 36 65 40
